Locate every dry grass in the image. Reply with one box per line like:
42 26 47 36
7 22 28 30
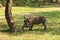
0 7 60 15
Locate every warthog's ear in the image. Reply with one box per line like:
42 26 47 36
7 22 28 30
23 16 31 19
23 17 25 19
23 16 27 19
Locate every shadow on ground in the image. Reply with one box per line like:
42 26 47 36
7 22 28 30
0 27 60 35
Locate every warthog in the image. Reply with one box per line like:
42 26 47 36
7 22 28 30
22 16 46 31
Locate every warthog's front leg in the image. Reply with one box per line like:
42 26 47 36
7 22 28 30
29 24 33 31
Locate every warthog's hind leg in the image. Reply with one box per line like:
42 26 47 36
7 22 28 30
42 22 46 30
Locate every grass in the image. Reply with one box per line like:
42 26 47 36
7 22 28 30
0 7 60 40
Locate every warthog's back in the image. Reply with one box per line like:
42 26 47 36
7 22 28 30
25 16 46 24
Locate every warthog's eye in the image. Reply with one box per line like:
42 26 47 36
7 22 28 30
28 20 30 23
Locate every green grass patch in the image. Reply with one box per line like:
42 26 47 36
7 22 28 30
0 7 60 40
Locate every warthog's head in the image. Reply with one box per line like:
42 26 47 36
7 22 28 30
23 17 33 27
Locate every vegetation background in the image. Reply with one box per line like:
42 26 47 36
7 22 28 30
0 0 60 7
0 0 60 40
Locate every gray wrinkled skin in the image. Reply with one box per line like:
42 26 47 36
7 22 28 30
22 16 46 31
